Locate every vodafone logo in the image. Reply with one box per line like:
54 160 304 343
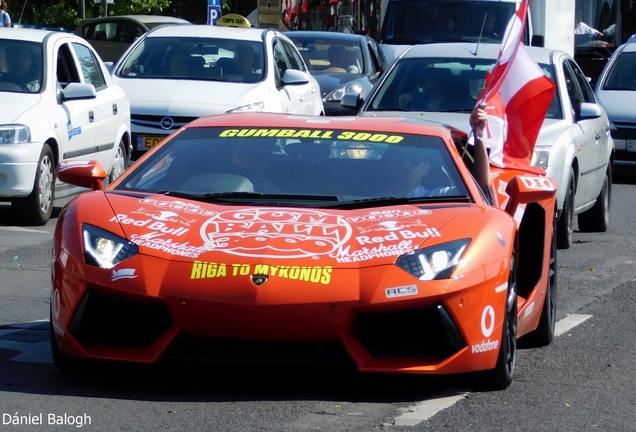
481 305 495 338
200 208 352 258
52 289 61 320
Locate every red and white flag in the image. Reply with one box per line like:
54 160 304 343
477 0 556 172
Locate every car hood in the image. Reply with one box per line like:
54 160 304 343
113 78 270 115
0 93 41 123
596 90 635 122
534 118 569 148
98 192 509 270
313 72 367 96
361 111 471 132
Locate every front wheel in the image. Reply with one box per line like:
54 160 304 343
479 253 518 390
578 163 611 232
556 174 574 249
109 138 128 185
13 144 55 226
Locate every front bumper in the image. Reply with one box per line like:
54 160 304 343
611 125 636 165
52 250 509 374
0 142 44 198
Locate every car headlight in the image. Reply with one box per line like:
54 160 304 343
226 102 265 113
396 239 470 280
325 81 363 102
531 147 550 169
0 125 31 144
83 224 138 269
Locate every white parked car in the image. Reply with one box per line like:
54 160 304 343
0 28 131 225
350 43 614 249
111 24 325 159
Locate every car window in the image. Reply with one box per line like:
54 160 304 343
367 41 381 74
290 37 364 74
0 39 43 93
72 42 107 90
115 127 470 203
117 36 265 83
273 40 289 82
90 22 118 41
538 62 563 120
602 51 636 90
369 57 495 113
119 21 144 43
567 60 595 103
563 62 583 117
281 39 305 72
56 43 81 89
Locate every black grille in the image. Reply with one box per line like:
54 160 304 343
351 305 465 359
611 126 636 140
131 114 199 130
165 337 353 367
70 291 172 348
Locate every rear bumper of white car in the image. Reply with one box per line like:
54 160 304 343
0 143 43 197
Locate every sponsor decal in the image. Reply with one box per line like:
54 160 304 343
111 268 137 281
200 208 352 258
190 261 332 285
385 285 418 298
129 232 208 258
494 282 508 293
329 240 415 263
346 209 432 223
219 129 404 143
355 228 440 245
139 198 218 217
495 232 507 247
357 220 428 234
519 176 555 191
51 289 64 337
131 209 196 226
523 301 535 318
110 214 189 236
471 339 499 353
481 305 495 337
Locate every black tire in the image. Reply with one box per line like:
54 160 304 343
578 163 611 232
13 144 55 226
480 253 518 390
109 138 128 185
556 174 574 249
523 213 557 347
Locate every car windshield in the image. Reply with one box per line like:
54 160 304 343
115 126 471 207
382 1 515 44
117 37 265 83
602 51 636 90
290 37 365 74
0 40 43 94
368 57 562 119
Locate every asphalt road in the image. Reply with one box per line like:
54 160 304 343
1 168 635 431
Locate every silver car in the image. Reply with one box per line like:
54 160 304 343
350 43 614 249
594 42 636 166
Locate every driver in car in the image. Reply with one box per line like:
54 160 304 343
0 44 41 92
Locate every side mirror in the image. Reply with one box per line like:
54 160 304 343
504 175 557 216
341 93 363 110
56 160 107 191
61 83 97 101
281 69 310 86
104 61 115 75
579 102 602 120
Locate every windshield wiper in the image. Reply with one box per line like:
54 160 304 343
163 191 341 202
370 106 408 112
325 195 472 209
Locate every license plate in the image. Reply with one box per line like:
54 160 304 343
137 135 164 151
628 140 636 152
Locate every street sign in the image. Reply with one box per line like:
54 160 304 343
208 5 221 25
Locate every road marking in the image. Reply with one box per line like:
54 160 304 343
0 320 53 364
554 314 593 337
0 226 49 234
392 314 594 426
394 392 469 426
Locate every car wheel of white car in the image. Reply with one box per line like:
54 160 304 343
556 175 574 249
13 144 55 226
109 139 128 185
578 164 611 233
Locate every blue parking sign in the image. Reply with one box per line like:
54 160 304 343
208 5 221 25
